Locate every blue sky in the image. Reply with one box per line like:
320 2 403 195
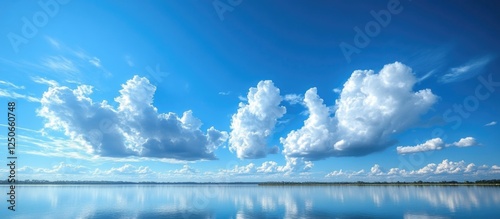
1 0 499 182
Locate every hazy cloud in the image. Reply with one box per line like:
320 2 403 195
218 91 231 95
125 55 134 67
19 162 89 175
283 94 302 105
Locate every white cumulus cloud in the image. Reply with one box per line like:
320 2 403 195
325 159 500 179
94 164 153 175
281 87 336 159
170 165 198 174
370 164 383 175
37 75 228 161
397 137 478 154
397 138 444 154
412 159 469 175
221 157 313 176
221 163 256 174
229 80 286 159
282 62 437 159
256 161 279 173
451 137 478 147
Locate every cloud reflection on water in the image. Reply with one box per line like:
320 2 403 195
13 185 500 219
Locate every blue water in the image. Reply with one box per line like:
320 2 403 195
2 185 500 218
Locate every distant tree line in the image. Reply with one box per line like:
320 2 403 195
0 179 499 185
0 179 255 185
258 179 500 186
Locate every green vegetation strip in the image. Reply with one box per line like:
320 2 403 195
258 180 500 186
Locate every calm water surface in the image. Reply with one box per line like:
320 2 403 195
4 185 500 218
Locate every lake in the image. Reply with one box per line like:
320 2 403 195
4 185 500 218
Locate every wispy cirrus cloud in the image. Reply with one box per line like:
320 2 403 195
0 57 56 77
45 36 61 49
0 80 25 89
125 55 134 67
417 69 436 83
0 80 39 102
440 56 493 83
88 57 101 68
0 90 39 102
32 76 59 87
42 56 79 74
405 45 451 83
485 121 497 126
43 36 112 77
73 49 111 77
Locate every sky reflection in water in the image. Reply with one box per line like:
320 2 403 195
8 185 500 218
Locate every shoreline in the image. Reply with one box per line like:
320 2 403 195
0 182 500 187
1 180 500 186
257 183 500 186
